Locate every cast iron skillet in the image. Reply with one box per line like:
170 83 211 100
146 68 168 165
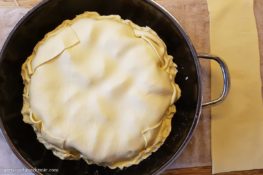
0 0 230 174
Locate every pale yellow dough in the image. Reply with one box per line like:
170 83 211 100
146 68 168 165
21 12 181 169
208 0 263 174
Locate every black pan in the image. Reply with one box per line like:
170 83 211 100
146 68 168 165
0 0 230 174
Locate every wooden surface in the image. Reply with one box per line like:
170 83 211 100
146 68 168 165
0 0 262 175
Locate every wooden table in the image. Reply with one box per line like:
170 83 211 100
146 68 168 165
0 0 262 175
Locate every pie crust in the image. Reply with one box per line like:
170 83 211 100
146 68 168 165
21 12 181 169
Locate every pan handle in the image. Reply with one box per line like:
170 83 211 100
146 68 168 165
198 54 230 107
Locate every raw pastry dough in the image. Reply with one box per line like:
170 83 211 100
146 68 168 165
208 0 263 173
21 12 181 169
